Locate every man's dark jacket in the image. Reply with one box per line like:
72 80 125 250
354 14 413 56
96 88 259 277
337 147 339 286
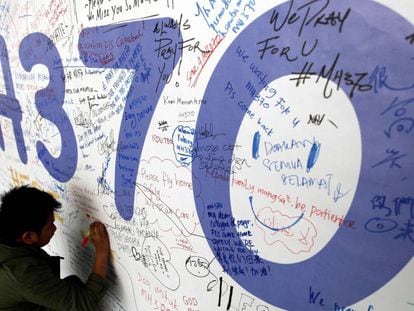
0 241 108 310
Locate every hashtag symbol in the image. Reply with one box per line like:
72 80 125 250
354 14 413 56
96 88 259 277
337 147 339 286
290 61 316 87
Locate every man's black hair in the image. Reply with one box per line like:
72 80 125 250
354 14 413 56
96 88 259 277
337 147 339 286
0 185 61 244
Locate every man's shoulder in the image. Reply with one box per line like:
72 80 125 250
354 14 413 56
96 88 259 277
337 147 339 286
0 244 51 276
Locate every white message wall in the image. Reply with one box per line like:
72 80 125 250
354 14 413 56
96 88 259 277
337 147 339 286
0 0 413 310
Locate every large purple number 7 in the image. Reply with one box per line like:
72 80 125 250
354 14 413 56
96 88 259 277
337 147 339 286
79 19 181 220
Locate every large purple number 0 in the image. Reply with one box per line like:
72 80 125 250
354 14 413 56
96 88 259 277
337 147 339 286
79 19 181 220
193 1 414 310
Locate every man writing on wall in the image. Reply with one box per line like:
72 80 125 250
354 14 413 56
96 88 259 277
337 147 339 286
0 185 110 310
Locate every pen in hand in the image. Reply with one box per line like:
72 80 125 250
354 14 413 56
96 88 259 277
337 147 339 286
81 230 90 247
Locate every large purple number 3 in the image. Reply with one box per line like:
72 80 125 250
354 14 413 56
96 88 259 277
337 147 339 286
19 33 78 182
0 33 77 182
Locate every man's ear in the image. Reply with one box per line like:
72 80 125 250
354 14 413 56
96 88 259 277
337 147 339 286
19 231 39 245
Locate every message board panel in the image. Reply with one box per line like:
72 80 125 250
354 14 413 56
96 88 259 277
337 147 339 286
0 0 413 310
